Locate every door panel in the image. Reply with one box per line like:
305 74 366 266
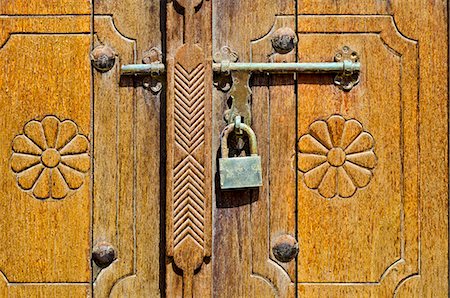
0 1 447 297
0 16 91 296
91 16 137 297
92 1 162 297
295 15 418 294
211 1 447 298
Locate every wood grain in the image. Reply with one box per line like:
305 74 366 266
295 15 419 296
211 1 447 297
93 0 163 296
0 15 91 296
166 0 212 296
0 0 90 15
0 1 446 297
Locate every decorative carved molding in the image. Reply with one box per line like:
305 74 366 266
173 63 206 250
298 115 377 199
11 116 90 200
167 0 212 296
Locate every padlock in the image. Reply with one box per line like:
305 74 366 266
219 122 262 189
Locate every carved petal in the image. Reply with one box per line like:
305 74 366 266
345 132 374 154
298 135 328 155
11 153 40 173
41 116 60 148
327 115 345 147
24 121 47 150
318 166 337 198
33 168 51 199
58 164 84 189
337 167 357 198
61 154 90 173
343 161 372 188
304 162 329 189
51 169 69 199
340 119 363 149
298 153 327 173
17 164 44 190
56 120 78 150
59 135 89 155
346 151 377 169
309 120 333 149
12 135 42 155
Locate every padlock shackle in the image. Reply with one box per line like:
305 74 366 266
221 123 258 157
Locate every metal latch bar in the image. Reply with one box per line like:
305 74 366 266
121 63 166 76
213 61 360 73
120 61 360 76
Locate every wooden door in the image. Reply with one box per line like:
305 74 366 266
0 1 447 298
167 0 449 297
0 1 163 297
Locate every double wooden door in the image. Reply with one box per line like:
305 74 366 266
0 0 447 297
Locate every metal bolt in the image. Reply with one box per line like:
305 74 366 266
91 45 116 72
271 27 297 54
92 242 116 268
272 234 298 263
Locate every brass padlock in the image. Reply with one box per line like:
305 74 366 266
219 122 262 190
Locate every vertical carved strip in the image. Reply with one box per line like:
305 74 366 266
167 0 212 296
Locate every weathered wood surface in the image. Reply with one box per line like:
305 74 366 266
165 0 213 297
0 13 91 296
212 0 447 297
93 0 162 297
0 0 447 297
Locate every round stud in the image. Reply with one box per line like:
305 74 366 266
92 242 116 268
271 27 297 54
272 234 298 263
91 45 116 72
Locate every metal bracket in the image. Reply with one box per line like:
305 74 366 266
141 47 163 93
227 71 252 126
212 46 238 92
212 47 253 127
333 46 360 91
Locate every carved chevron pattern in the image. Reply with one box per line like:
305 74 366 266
173 156 205 248
174 63 205 155
173 63 206 250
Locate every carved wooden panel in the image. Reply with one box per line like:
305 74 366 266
0 1 446 297
212 0 447 294
295 17 418 294
248 14 420 296
0 16 91 295
90 16 139 298
166 0 212 297
92 0 163 296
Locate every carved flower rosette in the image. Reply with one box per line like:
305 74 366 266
10 116 90 200
298 115 377 199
